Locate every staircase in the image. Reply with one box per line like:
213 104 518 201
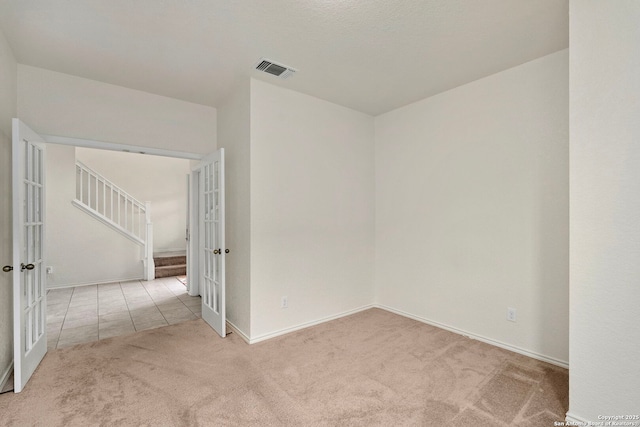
73 160 155 280
154 255 186 278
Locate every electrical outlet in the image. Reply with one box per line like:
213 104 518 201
507 307 517 322
46 266 53 274
281 296 288 309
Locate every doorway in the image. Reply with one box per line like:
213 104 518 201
45 144 192 290
44 142 195 349
11 127 226 392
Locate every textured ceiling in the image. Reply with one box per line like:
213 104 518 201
0 0 568 115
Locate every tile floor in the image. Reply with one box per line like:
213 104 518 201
46 276 201 349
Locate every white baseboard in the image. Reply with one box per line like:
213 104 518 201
226 321 250 344
375 304 569 369
46 276 144 289
565 412 591 425
240 304 569 370
0 361 13 392
248 305 374 344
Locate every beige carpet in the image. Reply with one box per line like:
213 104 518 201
0 309 568 426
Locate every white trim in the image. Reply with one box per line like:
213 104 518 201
376 304 569 369
11 119 21 391
187 167 200 297
42 134 203 160
226 321 250 344
239 304 568 369
249 305 374 344
565 413 592 425
0 361 13 392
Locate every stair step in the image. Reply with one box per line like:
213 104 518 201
155 264 187 278
154 255 186 267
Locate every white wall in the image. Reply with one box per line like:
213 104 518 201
17 65 217 154
375 50 569 364
250 79 375 340
76 147 191 254
569 1 640 422
13 64 210 288
46 144 143 288
216 79 251 337
16 64 216 288
0 25 17 387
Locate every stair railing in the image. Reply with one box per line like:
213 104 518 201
73 160 155 280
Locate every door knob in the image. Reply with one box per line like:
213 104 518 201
2 265 12 272
21 263 35 271
213 249 220 255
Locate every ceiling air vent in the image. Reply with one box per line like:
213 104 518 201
254 58 297 79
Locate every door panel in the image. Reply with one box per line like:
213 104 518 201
12 119 47 393
192 149 225 337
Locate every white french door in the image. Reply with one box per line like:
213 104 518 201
12 119 47 393
190 149 226 338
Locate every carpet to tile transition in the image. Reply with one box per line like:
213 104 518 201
0 309 568 426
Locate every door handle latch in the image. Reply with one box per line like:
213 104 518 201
2 264 34 272
21 263 35 271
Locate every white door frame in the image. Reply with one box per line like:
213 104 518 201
187 168 200 297
42 133 203 284
9 131 212 391
42 135 203 161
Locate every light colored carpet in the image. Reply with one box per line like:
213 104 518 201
0 309 568 426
